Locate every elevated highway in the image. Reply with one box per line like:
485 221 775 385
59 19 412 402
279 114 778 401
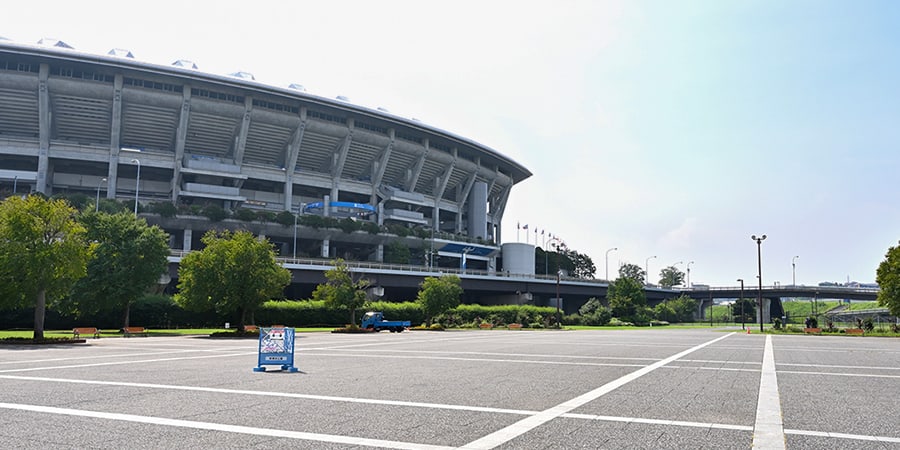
165 253 878 318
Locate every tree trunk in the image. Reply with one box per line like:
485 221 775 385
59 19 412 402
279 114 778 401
33 289 47 341
237 307 246 330
121 302 131 329
350 308 356 327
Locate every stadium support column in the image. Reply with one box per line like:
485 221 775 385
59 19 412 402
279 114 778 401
108 74 123 199
171 87 191 203
322 194 330 258
36 63 50 195
467 181 488 239
283 113 306 211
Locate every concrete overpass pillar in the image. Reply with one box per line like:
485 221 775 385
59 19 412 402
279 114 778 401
761 298 772 324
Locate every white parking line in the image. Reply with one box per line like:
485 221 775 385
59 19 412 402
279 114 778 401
752 334 785 449
785 428 900 444
459 333 735 449
0 352 255 373
0 402 456 450
4 373 897 445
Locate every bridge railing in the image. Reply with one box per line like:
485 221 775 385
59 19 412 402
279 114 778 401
681 285 879 294
167 250 614 284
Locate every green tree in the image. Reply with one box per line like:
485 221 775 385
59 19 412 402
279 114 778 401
0 195 93 340
312 258 371 325
731 298 757 323
567 250 596 279
66 212 171 328
416 274 463 325
658 266 685 288
655 295 698 322
176 230 290 328
384 240 411 264
876 241 900 316
607 276 646 321
618 263 646 284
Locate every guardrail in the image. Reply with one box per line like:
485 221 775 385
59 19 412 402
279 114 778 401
167 250 614 284
681 285 879 294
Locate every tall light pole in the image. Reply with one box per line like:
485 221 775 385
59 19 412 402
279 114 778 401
12 175 17 195
95 177 107 212
737 278 745 330
792 255 799 286
131 159 141 216
605 247 617 281
644 255 656 285
751 234 766 332
686 261 694 288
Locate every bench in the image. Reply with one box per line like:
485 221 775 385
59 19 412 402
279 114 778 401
73 327 101 339
243 325 259 333
803 328 821 334
507 323 523 330
845 328 865 335
479 323 493 329
123 326 148 337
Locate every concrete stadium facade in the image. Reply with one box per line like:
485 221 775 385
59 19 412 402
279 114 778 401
0 39 531 272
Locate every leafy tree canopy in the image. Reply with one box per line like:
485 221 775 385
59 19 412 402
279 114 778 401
311 258 370 325
607 276 646 321
0 195 92 339
618 263 646 284
658 266 685 289
876 241 900 316
175 230 291 327
416 274 463 325
65 212 171 328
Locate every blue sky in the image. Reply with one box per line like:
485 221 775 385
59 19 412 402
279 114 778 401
3 0 898 286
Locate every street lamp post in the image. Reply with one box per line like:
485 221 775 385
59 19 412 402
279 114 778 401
131 159 141 216
12 175 17 195
792 255 799 286
686 261 694 288
644 255 656 285
737 278 745 330
752 234 767 332
95 177 107 212
605 247 617 281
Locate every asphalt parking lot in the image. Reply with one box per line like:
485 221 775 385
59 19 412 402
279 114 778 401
0 328 898 449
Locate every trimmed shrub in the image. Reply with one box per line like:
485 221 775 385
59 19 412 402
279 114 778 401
234 208 258 222
201 204 227 222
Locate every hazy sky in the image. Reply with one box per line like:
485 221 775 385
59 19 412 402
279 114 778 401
3 0 898 286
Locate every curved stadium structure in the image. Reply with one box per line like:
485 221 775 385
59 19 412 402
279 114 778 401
0 39 531 277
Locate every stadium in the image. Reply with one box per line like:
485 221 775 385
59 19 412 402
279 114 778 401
0 38 533 287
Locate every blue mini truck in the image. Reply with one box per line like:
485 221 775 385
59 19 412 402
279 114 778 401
360 311 411 332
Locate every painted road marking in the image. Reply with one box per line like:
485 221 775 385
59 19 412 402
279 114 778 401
752 334 785 449
459 333 735 449
0 402 456 450
0 352 255 373
3 373 896 445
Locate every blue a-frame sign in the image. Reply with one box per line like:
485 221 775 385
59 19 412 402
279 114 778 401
253 327 299 372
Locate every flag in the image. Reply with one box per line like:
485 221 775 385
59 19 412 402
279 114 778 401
523 224 529 230
517 222 520 230
541 229 545 235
